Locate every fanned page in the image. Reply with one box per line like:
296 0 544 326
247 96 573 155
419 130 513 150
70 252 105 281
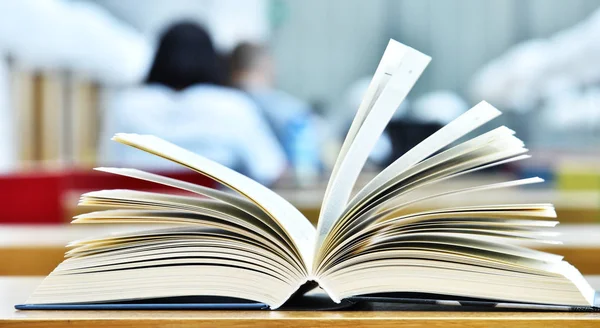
319 40 408 207
315 40 431 255
346 101 500 212
311 96 596 306
111 133 316 273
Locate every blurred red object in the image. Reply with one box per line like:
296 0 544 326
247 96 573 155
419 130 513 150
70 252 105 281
0 169 216 224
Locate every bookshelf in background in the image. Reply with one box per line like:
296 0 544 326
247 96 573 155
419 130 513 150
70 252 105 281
11 66 37 164
66 73 100 166
10 67 101 168
39 71 66 164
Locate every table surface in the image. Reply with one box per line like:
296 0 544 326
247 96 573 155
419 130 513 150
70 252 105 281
2 276 600 328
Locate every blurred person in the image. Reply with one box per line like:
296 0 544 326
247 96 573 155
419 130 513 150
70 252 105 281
229 42 322 185
470 8 600 147
99 22 287 186
470 7 600 114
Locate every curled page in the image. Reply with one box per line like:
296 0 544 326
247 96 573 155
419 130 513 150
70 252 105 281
347 101 503 213
111 133 316 274
315 40 431 257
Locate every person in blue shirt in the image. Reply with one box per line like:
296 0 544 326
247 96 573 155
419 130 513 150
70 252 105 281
229 42 322 185
99 22 287 186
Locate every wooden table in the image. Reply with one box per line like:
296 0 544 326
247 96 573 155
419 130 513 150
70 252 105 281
1 276 600 327
2 224 599 276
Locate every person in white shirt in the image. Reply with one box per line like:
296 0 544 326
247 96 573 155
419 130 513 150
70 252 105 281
100 22 287 186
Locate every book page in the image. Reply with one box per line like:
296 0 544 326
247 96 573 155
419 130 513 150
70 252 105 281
76 189 306 274
73 209 304 274
326 126 525 244
315 41 431 257
111 133 316 274
316 202 559 275
320 40 408 205
320 153 536 258
92 168 295 250
343 125 517 217
347 101 502 217
32 225 307 308
316 102 506 260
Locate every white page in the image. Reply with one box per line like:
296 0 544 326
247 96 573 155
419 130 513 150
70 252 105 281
78 189 294 246
340 126 522 224
92 168 291 242
321 40 408 205
95 168 265 216
380 177 546 218
315 43 431 255
348 101 502 215
111 133 316 274
343 126 517 213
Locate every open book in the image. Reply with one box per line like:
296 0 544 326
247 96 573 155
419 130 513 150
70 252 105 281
22 40 598 311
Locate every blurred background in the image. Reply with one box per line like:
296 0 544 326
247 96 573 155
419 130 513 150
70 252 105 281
1 0 600 304
0 0 597 230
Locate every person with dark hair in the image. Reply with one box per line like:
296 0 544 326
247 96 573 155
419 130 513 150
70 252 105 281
230 42 322 185
146 22 223 89
99 22 286 186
